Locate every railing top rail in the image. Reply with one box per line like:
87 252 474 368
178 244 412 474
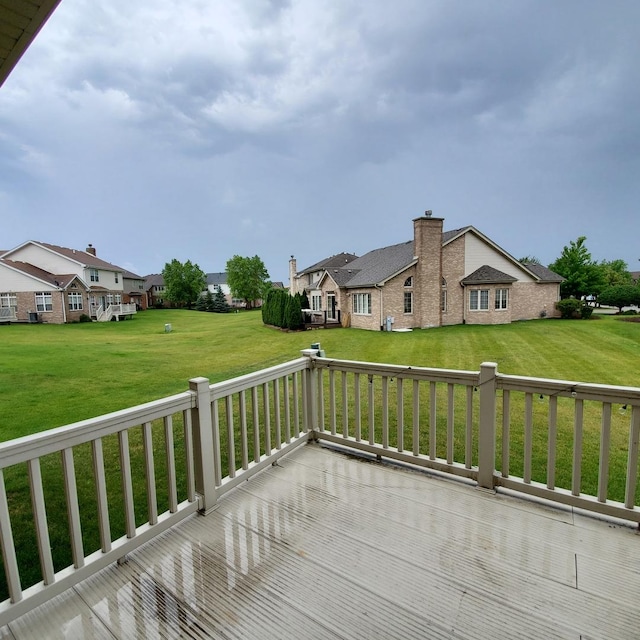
210 357 310 399
0 391 193 468
312 356 479 385
498 372 640 404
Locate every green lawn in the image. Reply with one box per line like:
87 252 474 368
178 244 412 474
1 309 639 600
1 309 639 441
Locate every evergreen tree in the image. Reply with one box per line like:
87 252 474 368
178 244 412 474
204 290 215 312
212 287 231 313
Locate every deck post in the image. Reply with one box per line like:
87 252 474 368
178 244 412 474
189 377 217 513
301 350 319 439
478 362 498 490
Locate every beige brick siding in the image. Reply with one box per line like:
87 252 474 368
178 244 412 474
413 216 443 328
511 282 561 320
463 285 513 325
442 238 465 326
14 291 66 323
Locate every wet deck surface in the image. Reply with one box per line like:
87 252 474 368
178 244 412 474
4 443 640 639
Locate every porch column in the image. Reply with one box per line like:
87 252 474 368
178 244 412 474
478 362 498 490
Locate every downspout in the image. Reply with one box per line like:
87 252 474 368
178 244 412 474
375 284 384 330
61 287 67 324
461 283 466 325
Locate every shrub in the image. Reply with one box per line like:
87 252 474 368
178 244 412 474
556 298 583 319
621 309 638 316
580 305 594 319
79 314 92 323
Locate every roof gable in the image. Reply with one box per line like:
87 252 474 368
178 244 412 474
338 241 415 288
461 265 518 285
298 252 358 276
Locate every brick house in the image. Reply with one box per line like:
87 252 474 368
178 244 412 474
0 241 142 323
289 212 563 331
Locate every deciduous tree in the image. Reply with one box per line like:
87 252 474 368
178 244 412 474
226 255 270 309
548 237 602 300
162 259 206 309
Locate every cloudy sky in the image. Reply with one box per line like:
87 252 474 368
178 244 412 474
1 0 639 282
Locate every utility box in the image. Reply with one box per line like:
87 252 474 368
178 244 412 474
165 323 172 333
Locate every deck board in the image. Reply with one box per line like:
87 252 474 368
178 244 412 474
3 443 640 639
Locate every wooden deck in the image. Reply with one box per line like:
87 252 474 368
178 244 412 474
4 443 640 639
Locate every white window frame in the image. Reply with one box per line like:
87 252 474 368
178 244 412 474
469 289 489 311
0 293 17 311
89 269 99 282
352 293 372 315
311 293 322 311
403 291 413 314
495 288 509 310
35 292 53 312
68 292 83 311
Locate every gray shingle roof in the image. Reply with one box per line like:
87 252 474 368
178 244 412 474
461 265 518 285
333 241 415 288
206 272 227 286
298 252 359 276
144 274 165 287
522 263 565 283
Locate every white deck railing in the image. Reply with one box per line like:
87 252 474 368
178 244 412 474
0 351 639 626
91 303 137 321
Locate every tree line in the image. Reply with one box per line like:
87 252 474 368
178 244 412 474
161 255 272 311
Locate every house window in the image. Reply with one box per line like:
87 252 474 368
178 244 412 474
115 294 122 304
495 288 509 310
404 291 413 314
35 292 53 312
68 292 83 311
115 272 119 283
90 269 99 282
469 289 489 311
0 293 17 311
404 276 413 287
352 293 371 315
441 278 447 312
311 293 322 311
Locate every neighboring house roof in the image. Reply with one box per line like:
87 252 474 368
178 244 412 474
122 269 144 280
521 263 565 283
144 274 165 288
206 272 227 286
1 259 88 290
629 271 640 283
298 252 359 276
0 0 62 88
324 241 416 289
3 241 125 273
461 266 518 285
271 281 285 289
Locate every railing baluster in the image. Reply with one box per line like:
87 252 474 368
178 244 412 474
284 376 292 440
239 391 249 470
251 387 260 462
524 393 533 484
465 386 473 469
502 390 510 478
354 373 361 441
118 430 136 538
142 422 158 526
397 377 404 453
91 438 111 552
572 399 584 496
597 403 612 503
27 459 54 584
317 369 324 434
342 371 349 438
447 383 454 464
263 383 271 455
368 375 375 445
61 448 84 568
429 382 436 460
293 372 300 435
625 406 640 509
329 370 337 436
0 469 22 603
547 396 557 489
212 399 222 487
273 380 282 449
412 380 420 456
382 376 389 449
165 414 179 510
226 396 236 478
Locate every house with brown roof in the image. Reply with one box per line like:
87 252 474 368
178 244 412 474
289 212 563 331
0 241 142 323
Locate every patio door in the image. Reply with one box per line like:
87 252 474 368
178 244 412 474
327 294 337 320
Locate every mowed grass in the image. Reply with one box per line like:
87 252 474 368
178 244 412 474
1 309 640 601
2 309 640 440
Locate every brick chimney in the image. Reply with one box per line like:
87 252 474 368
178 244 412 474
413 210 444 328
86 244 96 256
289 255 298 293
